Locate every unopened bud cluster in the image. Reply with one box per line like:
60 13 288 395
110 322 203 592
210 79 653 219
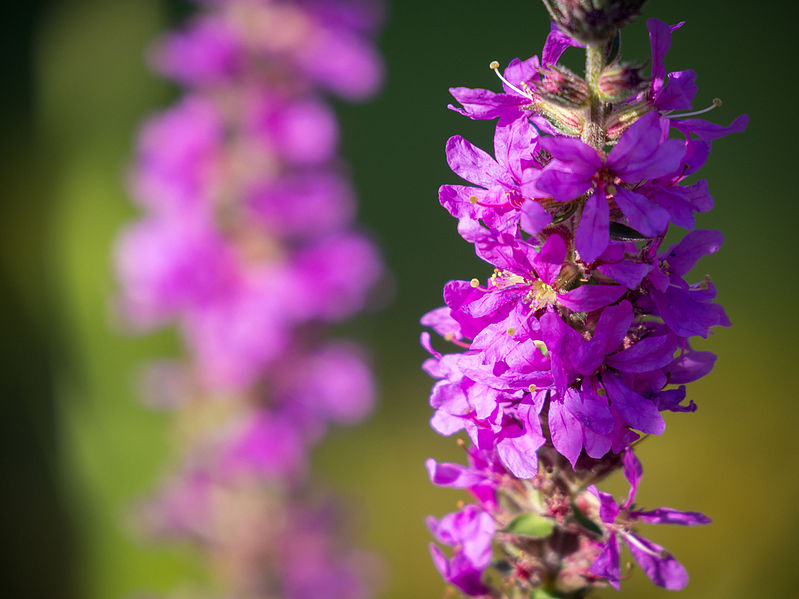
424 3 746 597
542 0 647 44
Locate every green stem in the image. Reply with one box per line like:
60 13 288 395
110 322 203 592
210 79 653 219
582 44 606 149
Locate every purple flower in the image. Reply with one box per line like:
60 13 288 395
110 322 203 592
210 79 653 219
541 301 675 450
588 449 710 590
426 446 506 511
428 504 496 596
645 18 749 140
646 19 696 112
449 234 626 327
440 116 548 242
538 112 683 262
643 229 730 338
448 25 581 126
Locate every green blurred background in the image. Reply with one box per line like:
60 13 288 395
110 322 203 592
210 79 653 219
2 0 797 597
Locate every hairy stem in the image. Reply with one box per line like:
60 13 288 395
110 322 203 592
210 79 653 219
582 43 606 149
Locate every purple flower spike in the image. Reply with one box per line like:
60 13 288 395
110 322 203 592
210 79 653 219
425 5 742 595
118 1 387 597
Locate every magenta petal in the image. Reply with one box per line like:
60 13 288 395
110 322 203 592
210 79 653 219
494 113 535 179
540 136 603 170
564 386 613 435
583 427 612 459
575 190 609 264
445 136 507 188
558 284 625 313
667 351 716 384
606 335 676 373
496 431 542 479
597 260 650 289
542 23 584 65
520 199 552 235
532 234 567 285
620 138 685 181
603 373 665 435
657 70 698 110
613 188 670 237
663 229 723 277
502 56 540 95
671 113 749 141
622 447 643 508
591 534 621 589
548 399 583 468
448 87 528 120
652 286 727 339
536 169 594 203
421 306 463 340
624 533 689 591
608 112 662 170
591 484 620 525
634 507 711 526
647 19 684 92
426 458 484 489
593 300 634 356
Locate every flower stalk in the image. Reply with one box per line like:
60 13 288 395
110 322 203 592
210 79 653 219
424 2 747 597
582 43 606 149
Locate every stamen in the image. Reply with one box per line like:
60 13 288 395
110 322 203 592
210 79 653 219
667 97 722 119
469 194 512 209
528 384 537 393
470 278 481 288
490 60 535 101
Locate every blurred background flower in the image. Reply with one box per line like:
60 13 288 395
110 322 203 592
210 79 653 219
1 0 796 598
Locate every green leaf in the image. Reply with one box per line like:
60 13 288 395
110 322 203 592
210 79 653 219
571 501 603 536
504 513 555 539
531 588 563 599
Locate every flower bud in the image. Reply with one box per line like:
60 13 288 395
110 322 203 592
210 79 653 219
535 64 589 107
542 0 647 45
597 61 647 101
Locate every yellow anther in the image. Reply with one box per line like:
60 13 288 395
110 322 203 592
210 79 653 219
507 327 516 335
605 184 617 195
469 195 479 204
470 278 481 288
489 60 500 70
528 384 537 393
444 332 454 341
712 97 722 107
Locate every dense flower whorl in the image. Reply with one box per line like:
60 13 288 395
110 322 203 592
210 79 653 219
116 1 385 598
424 9 744 598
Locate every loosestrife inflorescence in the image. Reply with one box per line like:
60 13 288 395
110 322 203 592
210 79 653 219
422 2 746 597
115 1 384 597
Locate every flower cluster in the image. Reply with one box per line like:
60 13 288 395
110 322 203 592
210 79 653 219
423 6 745 597
115 1 384 597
